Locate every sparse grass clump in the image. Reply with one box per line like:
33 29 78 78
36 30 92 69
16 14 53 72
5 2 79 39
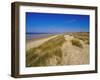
26 35 66 67
71 38 83 48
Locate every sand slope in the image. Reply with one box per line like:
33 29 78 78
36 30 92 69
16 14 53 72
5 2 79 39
61 35 89 65
26 34 89 66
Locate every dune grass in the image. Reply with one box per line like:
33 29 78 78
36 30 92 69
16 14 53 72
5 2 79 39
26 32 89 67
64 32 89 44
73 32 89 44
26 35 66 67
71 38 83 48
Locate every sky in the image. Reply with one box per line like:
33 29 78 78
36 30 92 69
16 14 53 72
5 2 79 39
26 12 89 33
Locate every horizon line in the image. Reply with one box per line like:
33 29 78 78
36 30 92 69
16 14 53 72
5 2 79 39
26 32 89 34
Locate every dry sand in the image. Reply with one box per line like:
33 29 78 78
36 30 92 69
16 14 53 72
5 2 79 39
26 34 89 66
61 35 89 65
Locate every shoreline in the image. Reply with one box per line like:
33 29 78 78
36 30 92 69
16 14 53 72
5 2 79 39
26 35 58 51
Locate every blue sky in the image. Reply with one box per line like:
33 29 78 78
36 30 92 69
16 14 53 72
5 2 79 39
26 12 89 33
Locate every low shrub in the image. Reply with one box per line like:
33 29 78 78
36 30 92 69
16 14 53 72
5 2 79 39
71 38 83 48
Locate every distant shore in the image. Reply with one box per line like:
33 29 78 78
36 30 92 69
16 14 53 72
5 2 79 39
26 35 58 51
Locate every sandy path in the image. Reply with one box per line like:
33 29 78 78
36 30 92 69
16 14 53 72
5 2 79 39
26 35 58 51
61 35 89 65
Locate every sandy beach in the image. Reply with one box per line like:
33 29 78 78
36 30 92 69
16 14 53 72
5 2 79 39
26 35 58 50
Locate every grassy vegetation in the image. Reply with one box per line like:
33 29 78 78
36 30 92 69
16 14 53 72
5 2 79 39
71 38 83 48
26 32 89 67
84 40 89 44
26 35 66 67
73 32 89 44
64 32 89 44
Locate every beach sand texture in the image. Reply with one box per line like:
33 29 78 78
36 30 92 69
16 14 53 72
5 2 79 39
26 33 89 67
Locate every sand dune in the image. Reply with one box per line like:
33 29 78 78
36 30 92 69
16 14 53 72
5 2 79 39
61 35 89 65
26 33 89 67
